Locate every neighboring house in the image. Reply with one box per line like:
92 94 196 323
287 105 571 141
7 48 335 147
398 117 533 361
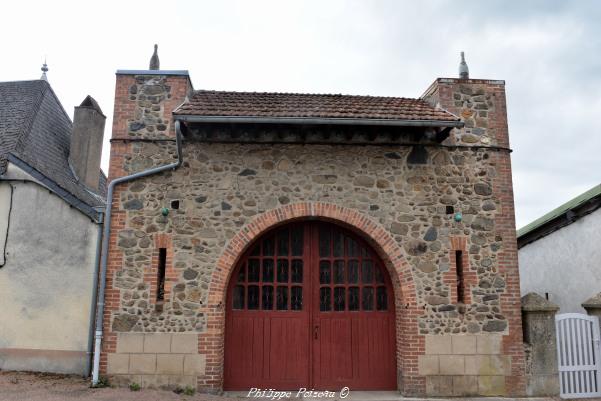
0 77 106 375
518 185 601 313
97 51 524 397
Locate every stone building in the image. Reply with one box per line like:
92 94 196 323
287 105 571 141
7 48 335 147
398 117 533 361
0 74 106 374
519 184 601 313
99 53 525 396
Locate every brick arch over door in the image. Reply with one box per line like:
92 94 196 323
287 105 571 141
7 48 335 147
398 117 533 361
198 202 424 394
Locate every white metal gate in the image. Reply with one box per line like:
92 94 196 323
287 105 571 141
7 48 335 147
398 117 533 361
556 313 601 398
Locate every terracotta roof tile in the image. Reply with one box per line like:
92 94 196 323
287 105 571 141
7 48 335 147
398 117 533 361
174 90 458 123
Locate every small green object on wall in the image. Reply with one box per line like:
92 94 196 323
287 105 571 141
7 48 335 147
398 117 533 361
454 212 462 222
161 207 169 216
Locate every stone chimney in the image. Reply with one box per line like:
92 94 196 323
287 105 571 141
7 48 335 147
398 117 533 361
69 96 106 190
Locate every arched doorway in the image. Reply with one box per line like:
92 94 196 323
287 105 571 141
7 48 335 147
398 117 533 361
224 221 397 390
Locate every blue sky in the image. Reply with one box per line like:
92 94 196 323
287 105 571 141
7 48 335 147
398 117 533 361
2 0 600 228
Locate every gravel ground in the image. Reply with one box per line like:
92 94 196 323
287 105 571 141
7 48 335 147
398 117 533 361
0 371 240 401
0 371 571 401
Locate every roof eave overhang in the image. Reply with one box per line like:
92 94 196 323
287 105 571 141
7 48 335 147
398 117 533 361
517 193 601 249
5 154 105 222
173 114 464 128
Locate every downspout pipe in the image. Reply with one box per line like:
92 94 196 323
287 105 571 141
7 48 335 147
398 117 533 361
85 209 104 377
91 121 184 385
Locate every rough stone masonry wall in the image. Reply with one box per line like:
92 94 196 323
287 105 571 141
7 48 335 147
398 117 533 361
101 73 525 396
423 78 525 396
114 143 510 334
102 73 194 389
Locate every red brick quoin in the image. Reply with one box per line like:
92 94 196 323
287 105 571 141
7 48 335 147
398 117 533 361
196 202 426 395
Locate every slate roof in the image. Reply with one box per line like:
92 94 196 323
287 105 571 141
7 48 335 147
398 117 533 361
174 90 460 123
0 80 106 219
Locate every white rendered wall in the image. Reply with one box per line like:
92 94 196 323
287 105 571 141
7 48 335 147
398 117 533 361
519 207 601 313
0 163 100 374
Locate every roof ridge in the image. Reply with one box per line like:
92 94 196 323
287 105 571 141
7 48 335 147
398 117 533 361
41 80 73 125
192 89 424 101
14 81 47 154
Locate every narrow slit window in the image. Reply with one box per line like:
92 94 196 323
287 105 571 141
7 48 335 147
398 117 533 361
157 248 167 301
455 250 464 303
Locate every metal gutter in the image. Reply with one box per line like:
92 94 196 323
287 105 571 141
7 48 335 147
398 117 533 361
173 114 464 128
91 121 184 386
85 210 104 377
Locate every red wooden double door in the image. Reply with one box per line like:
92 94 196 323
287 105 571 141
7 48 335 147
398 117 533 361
224 222 396 390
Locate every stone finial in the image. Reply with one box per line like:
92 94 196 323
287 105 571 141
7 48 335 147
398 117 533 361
521 292 559 312
40 59 49 81
582 292 601 309
459 51 469 79
149 44 160 70
582 293 601 335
